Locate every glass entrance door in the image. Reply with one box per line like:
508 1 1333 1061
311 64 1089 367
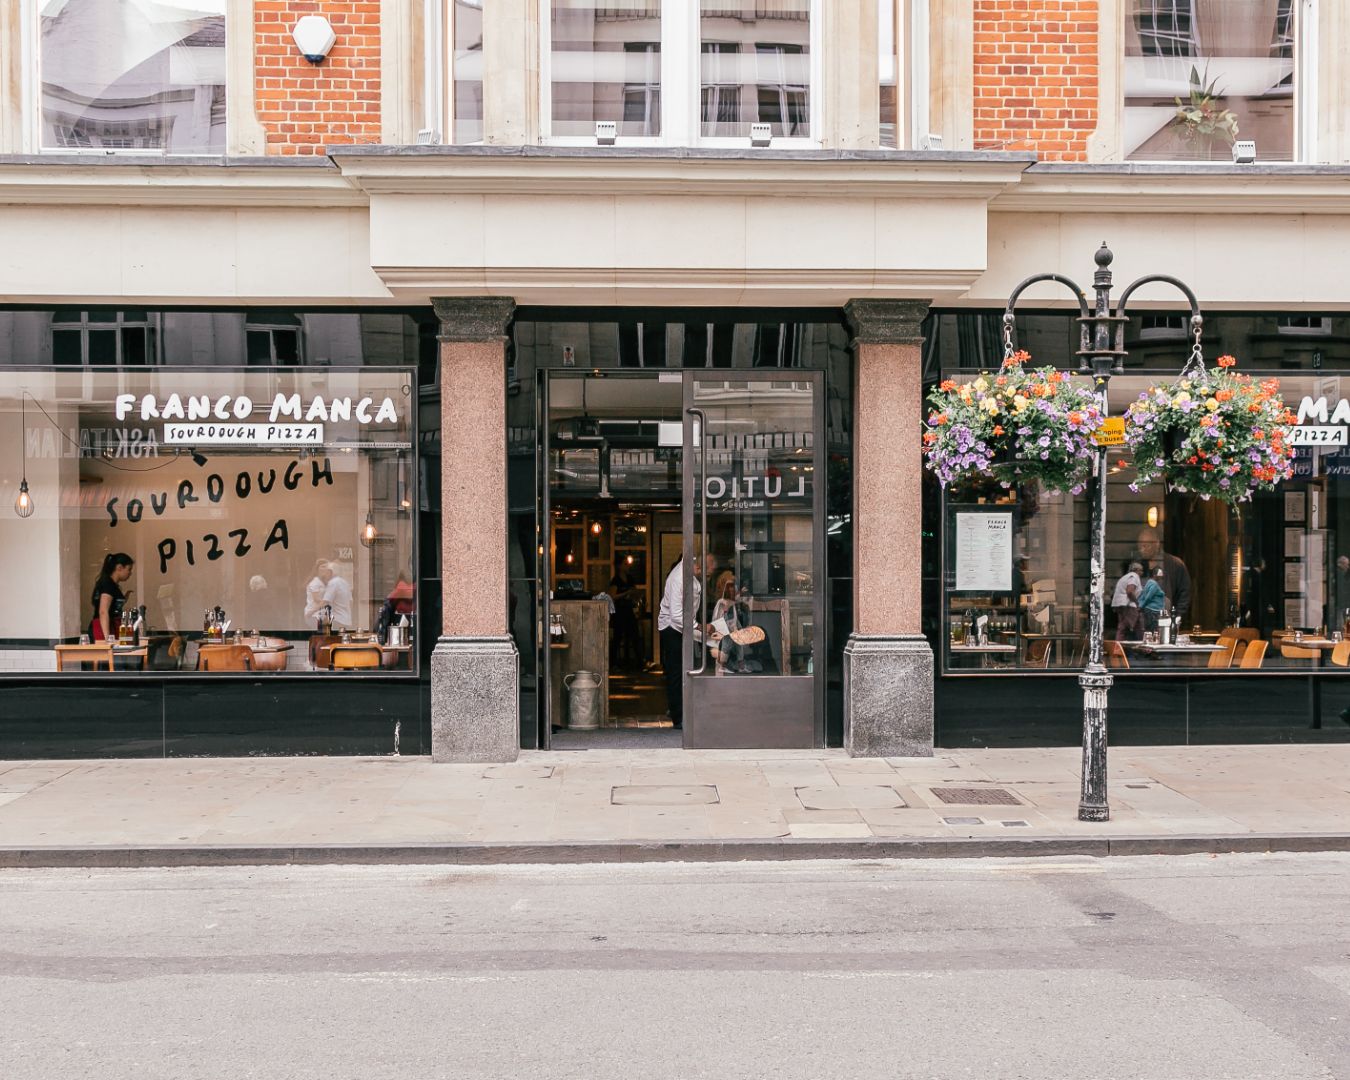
681 373 824 748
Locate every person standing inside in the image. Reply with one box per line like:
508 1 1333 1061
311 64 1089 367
1136 527 1192 625
89 553 134 641
657 553 714 729
1111 560 1144 642
303 559 329 626
320 561 354 628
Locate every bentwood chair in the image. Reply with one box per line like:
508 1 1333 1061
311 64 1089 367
1239 640 1268 669
1025 637 1052 669
1280 643 1320 662
196 645 255 672
328 644 382 670
54 644 114 672
1103 640 1129 670
1331 641 1350 667
1207 638 1237 669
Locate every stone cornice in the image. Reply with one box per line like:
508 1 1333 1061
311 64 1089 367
331 146 1036 200
845 299 931 344
0 157 365 208
995 165 1350 215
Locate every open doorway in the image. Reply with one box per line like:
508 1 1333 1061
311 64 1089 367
546 373 685 748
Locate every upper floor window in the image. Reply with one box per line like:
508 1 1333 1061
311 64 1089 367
37 0 226 154
1124 0 1309 162
50 310 157 366
542 0 816 145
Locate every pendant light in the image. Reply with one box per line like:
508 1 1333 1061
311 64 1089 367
360 511 378 547
14 392 33 518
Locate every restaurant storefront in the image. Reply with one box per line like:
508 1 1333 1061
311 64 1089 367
0 309 441 757
925 310 1350 747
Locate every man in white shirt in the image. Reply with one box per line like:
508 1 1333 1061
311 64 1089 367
657 553 715 729
319 562 354 628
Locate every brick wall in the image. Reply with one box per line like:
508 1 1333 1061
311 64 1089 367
972 0 1098 162
254 2 382 155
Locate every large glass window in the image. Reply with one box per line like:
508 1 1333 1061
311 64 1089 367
548 0 664 138
450 0 484 143
928 313 1350 678
1 369 417 674
38 0 226 154
1124 0 1301 162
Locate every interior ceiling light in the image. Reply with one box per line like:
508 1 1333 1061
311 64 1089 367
14 392 33 518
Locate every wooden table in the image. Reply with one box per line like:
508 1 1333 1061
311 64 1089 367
949 642 1017 669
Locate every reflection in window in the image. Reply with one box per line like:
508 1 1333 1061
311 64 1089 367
50 310 157 366
39 0 226 154
245 314 304 365
452 0 484 142
701 1 811 138
1124 0 1296 161
550 0 663 137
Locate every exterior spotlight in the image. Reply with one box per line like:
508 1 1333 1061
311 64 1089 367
291 15 337 64
1232 140 1257 164
595 121 617 145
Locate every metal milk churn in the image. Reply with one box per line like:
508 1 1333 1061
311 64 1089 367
563 670 603 730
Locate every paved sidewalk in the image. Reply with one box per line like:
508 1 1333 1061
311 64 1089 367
2 744 1349 865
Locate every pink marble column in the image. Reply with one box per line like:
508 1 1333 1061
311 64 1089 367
430 297 519 762
842 300 933 757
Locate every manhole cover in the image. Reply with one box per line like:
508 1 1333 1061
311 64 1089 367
1001 820 1030 828
611 785 719 806
931 787 1022 806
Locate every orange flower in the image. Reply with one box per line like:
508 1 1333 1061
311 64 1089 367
934 413 948 426
939 379 956 392
1067 411 1082 425
993 425 1005 436
1217 355 1237 368
1215 389 1233 402
923 431 938 445
995 376 1007 387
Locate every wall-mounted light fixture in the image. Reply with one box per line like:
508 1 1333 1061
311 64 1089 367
590 521 603 535
1146 505 1159 529
291 15 337 64
14 391 33 518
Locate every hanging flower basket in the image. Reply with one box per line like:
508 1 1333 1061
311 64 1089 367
1123 355 1296 504
922 351 1107 495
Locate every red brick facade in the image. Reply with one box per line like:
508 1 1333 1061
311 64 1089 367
254 2 382 155
972 0 1099 161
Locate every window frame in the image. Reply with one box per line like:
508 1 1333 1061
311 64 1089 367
539 0 822 148
24 0 229 156
49 310 161 367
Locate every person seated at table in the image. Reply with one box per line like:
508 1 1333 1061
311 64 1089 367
1138 572 1166 633
89 553 133 642
710 570 750 674
1111 560 1144 642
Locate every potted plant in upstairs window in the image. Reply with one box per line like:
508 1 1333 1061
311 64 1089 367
1172 64 1240 160
1123 355 1296 504
922 351 1107 496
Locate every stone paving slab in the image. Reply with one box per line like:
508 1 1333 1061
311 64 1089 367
0 745 1348 863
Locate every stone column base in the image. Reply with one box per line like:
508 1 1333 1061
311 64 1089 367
844 634 934 758
431 636 520 763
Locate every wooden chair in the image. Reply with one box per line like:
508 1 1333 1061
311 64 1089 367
329 644 382 670
1330 640 1350 667
196 644 255 672
1103 639 1129 670
1207 638 1237 669
1280 643 1320 661
54 644 113 672
309 634 343 668
1025 638 1052 668
1239 639 1267 669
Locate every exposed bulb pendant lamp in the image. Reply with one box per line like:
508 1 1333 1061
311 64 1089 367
14 392 33 518
360 512 378 547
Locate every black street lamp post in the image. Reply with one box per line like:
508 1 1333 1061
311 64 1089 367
1003 243 1202 822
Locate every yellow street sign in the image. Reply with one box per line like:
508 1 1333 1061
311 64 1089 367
1093 416 1126 447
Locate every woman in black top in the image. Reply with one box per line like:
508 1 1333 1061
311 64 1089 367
90 553 134 642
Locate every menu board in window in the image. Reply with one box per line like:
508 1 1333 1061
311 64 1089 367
954 511 1014 593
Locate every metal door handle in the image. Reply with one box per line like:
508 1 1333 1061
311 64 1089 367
686 406 708 676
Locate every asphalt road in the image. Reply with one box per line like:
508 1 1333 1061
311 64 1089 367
3 853 1350 1080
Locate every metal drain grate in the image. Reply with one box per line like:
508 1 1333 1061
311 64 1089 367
931 786 1022 806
